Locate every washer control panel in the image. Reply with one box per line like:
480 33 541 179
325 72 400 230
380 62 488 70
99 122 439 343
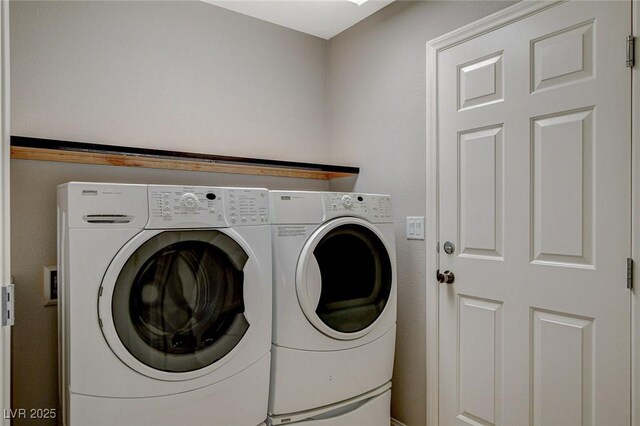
369 195 392 219
224 188 270 225
322 193 392 222
147 185 269 228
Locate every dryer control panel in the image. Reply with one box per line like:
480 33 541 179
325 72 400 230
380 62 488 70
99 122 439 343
147 185 269 229
322 193 392 223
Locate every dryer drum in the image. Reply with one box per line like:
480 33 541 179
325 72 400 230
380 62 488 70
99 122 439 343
313 224 392 334
111 230 250 373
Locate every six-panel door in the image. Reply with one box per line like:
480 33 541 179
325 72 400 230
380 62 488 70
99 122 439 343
437 2 632 425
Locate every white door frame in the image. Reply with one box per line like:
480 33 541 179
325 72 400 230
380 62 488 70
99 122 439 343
632 1 639 425
425 0 636 424
0 0 10 423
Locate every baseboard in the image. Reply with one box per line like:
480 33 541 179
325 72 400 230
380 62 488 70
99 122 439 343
391 418 408 426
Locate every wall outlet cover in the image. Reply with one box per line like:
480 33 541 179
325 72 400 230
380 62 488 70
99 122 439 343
43 265 57 307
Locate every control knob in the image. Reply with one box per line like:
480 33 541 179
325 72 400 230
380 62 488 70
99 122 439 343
181 193 199 211
342 195 353 208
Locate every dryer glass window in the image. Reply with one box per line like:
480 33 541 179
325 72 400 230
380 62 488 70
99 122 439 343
313 224 392 333
111 230 249 372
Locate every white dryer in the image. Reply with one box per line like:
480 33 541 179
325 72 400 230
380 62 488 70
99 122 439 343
268 191 397 424
58 182 272 426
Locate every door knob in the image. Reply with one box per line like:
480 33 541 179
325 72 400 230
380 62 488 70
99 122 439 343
443 241 455 255
436 269 455 284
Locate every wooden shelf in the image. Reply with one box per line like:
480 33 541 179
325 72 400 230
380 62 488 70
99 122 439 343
10 136 359 180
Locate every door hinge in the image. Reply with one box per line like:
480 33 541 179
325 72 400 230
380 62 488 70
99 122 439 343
2 284 14 327
628 258 634 290
627 35 635 68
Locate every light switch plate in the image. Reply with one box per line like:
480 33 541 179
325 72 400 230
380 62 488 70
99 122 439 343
406 216 425 240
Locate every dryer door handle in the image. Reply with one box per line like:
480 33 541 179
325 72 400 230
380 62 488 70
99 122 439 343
305 256 322 309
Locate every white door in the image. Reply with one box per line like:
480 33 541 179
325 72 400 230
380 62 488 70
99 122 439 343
0 0 10 423
436 1 631 425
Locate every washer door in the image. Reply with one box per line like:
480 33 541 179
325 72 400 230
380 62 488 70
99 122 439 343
296 217 393 340
99 229 251 380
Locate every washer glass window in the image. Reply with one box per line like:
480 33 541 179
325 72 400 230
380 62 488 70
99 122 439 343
111 230 249 372
313 224 392 333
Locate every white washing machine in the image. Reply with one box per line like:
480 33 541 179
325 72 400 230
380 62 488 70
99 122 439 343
57 182 272 426
268 191 397 424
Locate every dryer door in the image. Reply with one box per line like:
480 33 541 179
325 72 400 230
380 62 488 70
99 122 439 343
99 229 251 380
296 217 393 340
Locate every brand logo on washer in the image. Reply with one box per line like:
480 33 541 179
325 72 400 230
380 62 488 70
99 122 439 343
281 196 291 200
81 190 98 196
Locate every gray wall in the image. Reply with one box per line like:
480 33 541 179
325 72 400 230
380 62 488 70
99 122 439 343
327 2 514 425
11 0 327 162
9 1 329 424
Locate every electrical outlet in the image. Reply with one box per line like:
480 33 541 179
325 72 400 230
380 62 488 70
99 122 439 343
43 265 57 307
406 216 425 240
